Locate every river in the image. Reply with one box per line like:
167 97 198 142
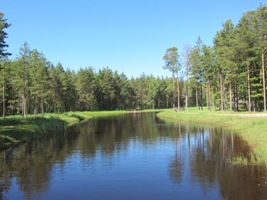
1 112 267 199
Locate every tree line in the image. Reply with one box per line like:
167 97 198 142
0 4 267 116
0 42 176 116
164 4 267 112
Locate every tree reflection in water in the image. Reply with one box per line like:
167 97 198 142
0 113 267 199
164 119 267 199
168 123 183 185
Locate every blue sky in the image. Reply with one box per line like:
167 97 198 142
1 0 265 78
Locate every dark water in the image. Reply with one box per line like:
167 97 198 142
1 113 267 200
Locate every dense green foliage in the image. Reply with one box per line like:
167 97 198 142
187 4 267 112
0 12 10 57
0 4 267 116
1 55 174 115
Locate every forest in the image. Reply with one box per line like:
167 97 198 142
0 4 267 116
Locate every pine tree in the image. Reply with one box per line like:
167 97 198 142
61 69 76 112
49 63 65 112
76 67 96 111
163 47 181 110
0 12 11 117
236 10 258 111
118 72 133 110
255 4 267 111
214 19 237 111
29 49 50 115
182 45 191 111
96 67 115 110
188 38 203 109
201 45 214 110
15 42 31 116
0 12 11 58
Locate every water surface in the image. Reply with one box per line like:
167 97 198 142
1 113 267 200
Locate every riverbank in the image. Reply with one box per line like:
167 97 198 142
157 108 267 166
0 111 128 150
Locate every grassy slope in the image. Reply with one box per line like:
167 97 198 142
157 108 267 166
0 111 128 149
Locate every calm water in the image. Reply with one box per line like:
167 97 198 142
1 113 267 200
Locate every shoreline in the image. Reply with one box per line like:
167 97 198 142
0 111 128 150
157 109 267 167
2 109 266 166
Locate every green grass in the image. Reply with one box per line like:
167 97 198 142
0 110 130 150
0 115 69 145
157 108 267 166
228 156 249 165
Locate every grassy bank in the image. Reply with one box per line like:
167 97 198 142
0 111 128 150
157 108 267 166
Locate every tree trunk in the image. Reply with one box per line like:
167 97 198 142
229 81 232 112
235 80 239 111
24 96 27 116
1 65 5 117
209 82 212 110
207 80 211 111
262 34 266 112
185 92 188 111
206 82 208 110
23 61 27 117
247 63 251 112
41 97 44 116
177 76 180 111
34 95 38 116
195 87 199 108
166 94 169 108
21 95 26 117
172 73 175 109
2 81 5 117
200 83 203 110
185 64 188 111
220 71 224 111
